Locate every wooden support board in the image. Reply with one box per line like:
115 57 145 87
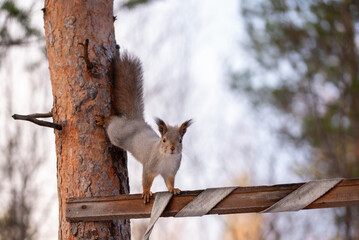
66 178 359 222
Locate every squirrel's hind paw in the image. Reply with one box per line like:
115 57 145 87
95 115 105 126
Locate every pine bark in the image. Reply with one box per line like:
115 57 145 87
43 1 130 239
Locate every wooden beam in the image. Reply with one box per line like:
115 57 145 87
66 178 359 222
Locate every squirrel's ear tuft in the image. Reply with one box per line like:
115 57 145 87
179 119 193 137
155 117 168 136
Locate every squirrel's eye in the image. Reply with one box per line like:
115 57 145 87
163 138 166 143
179 139 182 143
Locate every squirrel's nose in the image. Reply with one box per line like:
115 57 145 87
170 146 175 151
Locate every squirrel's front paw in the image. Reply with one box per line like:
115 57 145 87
142 190 153 204
170 188 181 195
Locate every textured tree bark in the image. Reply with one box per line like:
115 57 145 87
43 1 131 239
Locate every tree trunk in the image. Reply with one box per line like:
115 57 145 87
43 1 131 239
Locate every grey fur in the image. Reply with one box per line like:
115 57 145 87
107 116 182 179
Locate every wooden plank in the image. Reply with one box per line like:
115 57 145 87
66 178 359 222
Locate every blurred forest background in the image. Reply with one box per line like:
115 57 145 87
0 0 358 239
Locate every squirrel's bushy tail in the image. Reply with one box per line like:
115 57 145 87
113 51 144 120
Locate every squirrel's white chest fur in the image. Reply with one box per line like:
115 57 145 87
154 153 181 177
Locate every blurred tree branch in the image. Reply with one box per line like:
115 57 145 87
0 0 43 59
121 0 157 9
0 1 50 239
